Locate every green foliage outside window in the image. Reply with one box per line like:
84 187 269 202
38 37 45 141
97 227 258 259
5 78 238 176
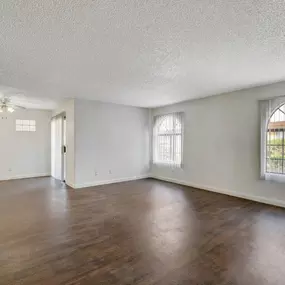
267 137 284 173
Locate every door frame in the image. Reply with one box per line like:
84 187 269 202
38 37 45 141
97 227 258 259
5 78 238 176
51 112 66 182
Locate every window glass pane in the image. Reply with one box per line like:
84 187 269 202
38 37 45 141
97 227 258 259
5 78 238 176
267 146 284 159
158 135 171 162
16 125 23 131
174 118 182 132
158 117 173 134
267 131 283 145
174 134 182 163
266 105 285 174
266 159 283 174
15 119 36 132
154 113 183 166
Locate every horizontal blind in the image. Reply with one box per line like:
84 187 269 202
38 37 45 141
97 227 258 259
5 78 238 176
153 112 183 168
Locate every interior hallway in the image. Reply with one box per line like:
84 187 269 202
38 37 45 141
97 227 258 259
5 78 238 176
0 178 285 285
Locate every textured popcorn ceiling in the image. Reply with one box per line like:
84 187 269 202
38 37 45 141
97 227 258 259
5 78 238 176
1 1 285 108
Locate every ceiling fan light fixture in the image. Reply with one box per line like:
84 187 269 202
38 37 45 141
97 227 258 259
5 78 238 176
0 96 26 113
7 107 15 113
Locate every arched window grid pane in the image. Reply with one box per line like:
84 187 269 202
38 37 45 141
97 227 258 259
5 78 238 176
153 113 183 167
266 104 285 174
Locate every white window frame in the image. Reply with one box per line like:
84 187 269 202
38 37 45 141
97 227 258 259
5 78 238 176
153 112 183 168
260 96 285 183
16 120 36 132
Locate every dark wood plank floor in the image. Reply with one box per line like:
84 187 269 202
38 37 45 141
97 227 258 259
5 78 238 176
1 178 285 285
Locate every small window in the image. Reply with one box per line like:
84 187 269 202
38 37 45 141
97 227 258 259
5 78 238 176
153 112 183 167
16 120 36 132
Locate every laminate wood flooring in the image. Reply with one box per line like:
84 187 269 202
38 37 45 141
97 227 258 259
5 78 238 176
1 177 285 285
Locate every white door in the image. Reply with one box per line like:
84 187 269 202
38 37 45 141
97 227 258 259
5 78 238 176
51 115 64 181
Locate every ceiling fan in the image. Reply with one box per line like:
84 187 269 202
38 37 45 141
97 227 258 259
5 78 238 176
0 97 26 113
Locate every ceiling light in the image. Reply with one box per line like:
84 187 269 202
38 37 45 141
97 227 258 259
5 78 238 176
0 96 26 113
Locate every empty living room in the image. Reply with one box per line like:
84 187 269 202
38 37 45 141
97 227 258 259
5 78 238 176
1 1 285 284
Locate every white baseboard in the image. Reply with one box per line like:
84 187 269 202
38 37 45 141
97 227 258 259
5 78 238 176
73 175 149 189
65 182 76 188
4 173 51 181
43 172 285 209
151 175 285 209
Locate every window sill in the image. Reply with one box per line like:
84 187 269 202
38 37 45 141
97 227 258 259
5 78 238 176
152 162 182 169
264 173 285 183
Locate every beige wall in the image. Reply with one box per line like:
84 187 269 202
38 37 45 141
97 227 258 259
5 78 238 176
0 109 51 180
151 81 285 207
74 99 150 188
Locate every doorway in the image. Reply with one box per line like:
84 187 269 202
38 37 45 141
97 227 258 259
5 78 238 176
51 113 66 182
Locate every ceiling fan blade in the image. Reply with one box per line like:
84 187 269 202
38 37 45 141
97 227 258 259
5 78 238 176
2 98 10 104
5 103 26 110
12 105 26 110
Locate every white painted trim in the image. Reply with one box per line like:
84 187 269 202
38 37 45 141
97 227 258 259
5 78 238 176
65 181 76 189
32 172 285 209
265 173 285 183
73 175 149 189
151 175 285 209
1 173 51 181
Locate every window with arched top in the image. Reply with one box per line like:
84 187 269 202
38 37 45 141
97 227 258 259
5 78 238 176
153 112 183 167
266 104 285 174
260 97 285 182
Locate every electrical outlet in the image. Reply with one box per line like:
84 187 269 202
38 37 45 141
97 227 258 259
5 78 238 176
94 171 98 176
8 168 12 172
109 170 112 174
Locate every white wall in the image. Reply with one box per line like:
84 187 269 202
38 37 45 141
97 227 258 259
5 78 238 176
74 99 150 188
52 99 75 187
151 81 285 207
0 109 51 180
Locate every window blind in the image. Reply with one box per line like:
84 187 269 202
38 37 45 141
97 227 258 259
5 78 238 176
153 112 183 168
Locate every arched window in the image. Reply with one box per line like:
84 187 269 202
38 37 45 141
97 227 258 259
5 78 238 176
153 112 183 167
266 104 285 174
